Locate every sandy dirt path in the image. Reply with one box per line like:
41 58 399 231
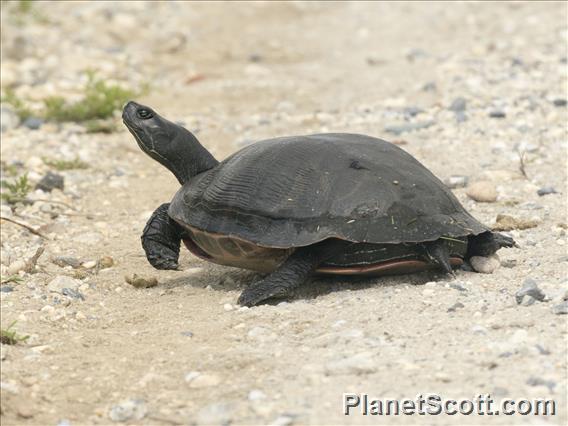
1 2 566 425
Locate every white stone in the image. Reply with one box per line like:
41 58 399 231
470 255 500 274
325 352 377 375
82 260 97 269
187 373 221 388
248 389 266 401
466 181 498 202
47 275 81 293
7 259 26 275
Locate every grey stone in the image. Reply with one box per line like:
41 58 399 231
22 117 43 130
384 120 434 135
515 278 546 305
552 301 568 315
450 282 467 292
52 256 82 269
403 106 423 117
36 172 64 192
501 259 517 268
0 286 14 293
537 187 557 196
447 302 465 312
47 275 81 294
444 175 468 189
489 110 506 118
108 399 147 422
61 287 84 300
526 377 556 391
449 97 467 112
552 98 567 107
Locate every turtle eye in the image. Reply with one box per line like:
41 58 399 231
137 109 153 119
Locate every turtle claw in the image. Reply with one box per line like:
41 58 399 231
238 281 289 307
146 255 179 271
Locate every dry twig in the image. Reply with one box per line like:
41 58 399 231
0 215 49 239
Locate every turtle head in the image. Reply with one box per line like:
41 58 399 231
122 101 218 185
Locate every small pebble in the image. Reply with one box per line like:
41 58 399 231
526 377 556 391
108 399 147 422
384 120 434 135
489 110 506 118
248 389 266 401
187 373 221 388
7 260 26 275
99 256 114 268
447 302 465 312
444 175 468 189
515 278 546 305
552 301 568 315
47 275 81 293
470 255 500 274
125 274 158 289
449 97 467 112
537 187 557 196
325 352 376 375
466 181 497 202
61 287 84 300
52 257 82 269
223 303 233 311
493 214 539 231
22 117 43 130
82 260 97 269
552 98 567 107
35 172 64 192
0 285 14 293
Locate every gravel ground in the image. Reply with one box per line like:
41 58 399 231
1 2 567 425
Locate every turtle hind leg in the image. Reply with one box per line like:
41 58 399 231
466 231 517 258
237 239 349 307
422 240 454 275
142 203 184 270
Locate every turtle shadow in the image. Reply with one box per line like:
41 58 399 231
290 271 445 302
159 262 455 304
159 264 261 292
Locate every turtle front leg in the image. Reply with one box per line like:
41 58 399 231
142 203 184 270
237 240 349 307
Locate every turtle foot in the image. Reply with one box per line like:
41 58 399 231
142 203 183 270
237 280 289 307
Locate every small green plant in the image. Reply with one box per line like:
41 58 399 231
17 0 33 14
1 88 33 121
43 157 89 171
0 321 29 345
1 173 31 204
84 119 118 134
44 75 136 123
1 275 23 285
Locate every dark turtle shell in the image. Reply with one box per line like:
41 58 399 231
169 133 488 248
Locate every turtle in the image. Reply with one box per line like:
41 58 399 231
122 101 516 307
